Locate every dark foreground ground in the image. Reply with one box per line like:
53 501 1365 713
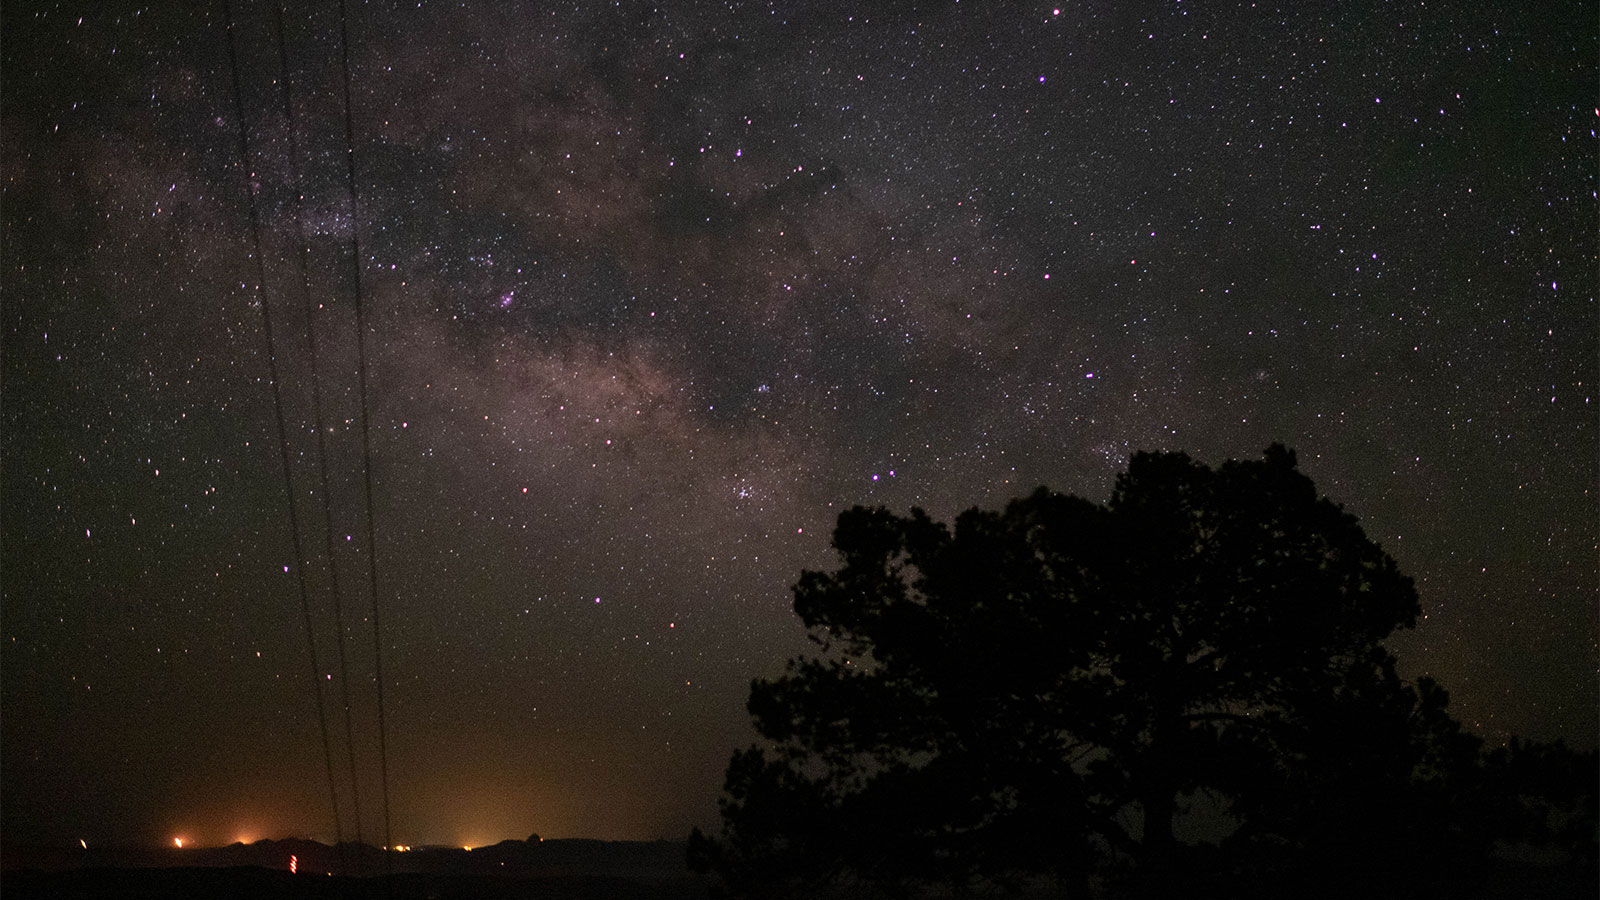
1 837 715 899
4 861 1595 900
3 839 1592 900
5 863 1597 900
2 867 713 900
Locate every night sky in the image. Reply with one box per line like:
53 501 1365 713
3 0 1593 851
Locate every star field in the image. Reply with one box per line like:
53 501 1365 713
2 0 1593 850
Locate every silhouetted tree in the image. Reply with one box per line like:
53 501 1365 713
1483 737 1599 865
690 446 1569 897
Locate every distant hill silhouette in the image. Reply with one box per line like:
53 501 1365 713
1 835 695 880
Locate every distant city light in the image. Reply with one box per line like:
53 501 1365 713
80 839 88 849
174 838 184 848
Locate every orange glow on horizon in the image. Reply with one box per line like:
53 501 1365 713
173 838 184 848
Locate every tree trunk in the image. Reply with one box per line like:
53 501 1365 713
1142 784 1176 851
1139 708 1181 897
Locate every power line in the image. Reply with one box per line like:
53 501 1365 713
221 0 397 870
221 0 345 856
336 0 396 869
269 1 365 856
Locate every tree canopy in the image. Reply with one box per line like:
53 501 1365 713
689 446 1596 898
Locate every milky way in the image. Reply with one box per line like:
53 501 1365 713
3 0 1593 848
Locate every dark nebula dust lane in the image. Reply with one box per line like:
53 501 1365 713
2 0 1593 849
